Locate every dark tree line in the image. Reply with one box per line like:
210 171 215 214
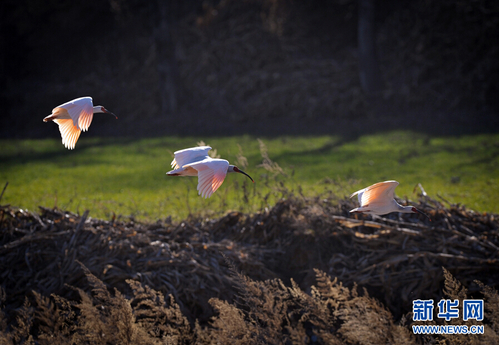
1 0 497 137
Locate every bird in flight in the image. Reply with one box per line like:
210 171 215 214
43 97 117 149
167 146 254 198
350 180 429 219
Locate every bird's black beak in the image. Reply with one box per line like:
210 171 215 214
238 169 254 183
103 108 118 119
412 207 430 221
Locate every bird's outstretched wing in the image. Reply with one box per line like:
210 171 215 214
53 119 81 150
186 158 229 198
350 188 366 204
171 146 212 170
359 180 399 207
52 97 94 131
77 109 93 132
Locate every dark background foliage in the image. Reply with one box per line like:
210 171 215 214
1 0 498 139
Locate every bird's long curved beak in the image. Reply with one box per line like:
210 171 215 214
103 108 118 119
238 169 254 183
412 207 430 221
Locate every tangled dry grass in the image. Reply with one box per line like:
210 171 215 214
1 190 498 343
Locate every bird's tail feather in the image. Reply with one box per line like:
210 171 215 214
43 114 56 122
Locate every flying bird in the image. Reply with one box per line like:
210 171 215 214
43 97 117 149
350 180 429 218
167 146 254 198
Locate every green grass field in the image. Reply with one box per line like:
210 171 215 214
1 131 498 221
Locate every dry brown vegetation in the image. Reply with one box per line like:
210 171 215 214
1 190 499 344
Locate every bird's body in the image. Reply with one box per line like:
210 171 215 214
167 146 254 198
350 180 428 218
43 97 116 149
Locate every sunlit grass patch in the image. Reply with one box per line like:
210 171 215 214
0 131 498 221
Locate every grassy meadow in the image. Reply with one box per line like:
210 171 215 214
1 131 498 221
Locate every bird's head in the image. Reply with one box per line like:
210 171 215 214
412 206 430 221
229 165 254 183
